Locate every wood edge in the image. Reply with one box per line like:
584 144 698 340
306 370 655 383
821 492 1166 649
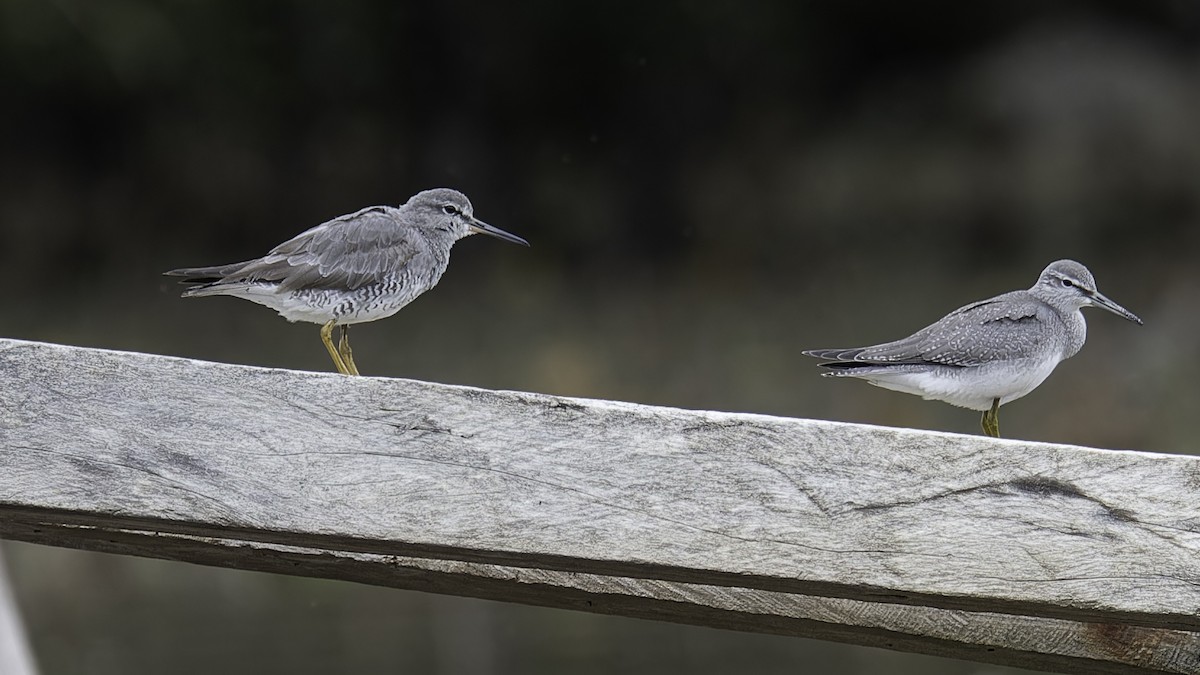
1 520 1193 675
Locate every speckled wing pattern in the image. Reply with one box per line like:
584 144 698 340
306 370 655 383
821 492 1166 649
808 291 1056 368
183 207 423 293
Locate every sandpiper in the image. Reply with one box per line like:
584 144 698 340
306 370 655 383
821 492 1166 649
804 260 1142 437
165 188 528 375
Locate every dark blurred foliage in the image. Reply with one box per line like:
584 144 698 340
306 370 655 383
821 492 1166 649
3 1 1200 673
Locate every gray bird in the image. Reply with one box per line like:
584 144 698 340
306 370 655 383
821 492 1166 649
165 188 528 376
803 260 1142 437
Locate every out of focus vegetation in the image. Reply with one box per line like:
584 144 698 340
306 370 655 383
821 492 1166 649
2 1 1198 673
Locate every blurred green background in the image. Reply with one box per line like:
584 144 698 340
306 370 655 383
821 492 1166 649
3 0 1198 673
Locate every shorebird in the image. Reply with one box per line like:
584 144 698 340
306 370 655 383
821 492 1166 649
803 260 1142 437
165 188 528 376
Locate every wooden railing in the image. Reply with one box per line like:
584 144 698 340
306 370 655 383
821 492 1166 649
0 338 1196 674
0 554 36 675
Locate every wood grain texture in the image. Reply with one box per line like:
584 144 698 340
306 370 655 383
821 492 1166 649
1 338 1198 673
3 520 1195 675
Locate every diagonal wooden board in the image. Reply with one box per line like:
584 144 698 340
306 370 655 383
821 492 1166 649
1 338 1198 673
3 522 1195 675
0 552 37 675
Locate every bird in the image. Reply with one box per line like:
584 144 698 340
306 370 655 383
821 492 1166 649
165 188 528 376
803 260 1142 437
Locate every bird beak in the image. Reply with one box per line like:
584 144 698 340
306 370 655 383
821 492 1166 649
468 218 530 246
1089 290 1143 325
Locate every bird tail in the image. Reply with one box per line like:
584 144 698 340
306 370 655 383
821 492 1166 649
164 262 249 282
802 348 878 377
163 261 255 297
802 348 868 361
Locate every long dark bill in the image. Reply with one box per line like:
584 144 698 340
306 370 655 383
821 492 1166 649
1090 291 1143 325
469 218 530 246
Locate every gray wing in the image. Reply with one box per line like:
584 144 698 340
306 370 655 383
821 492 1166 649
218 207 423 292
806 292 1058 367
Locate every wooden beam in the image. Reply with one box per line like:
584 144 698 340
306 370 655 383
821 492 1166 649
5 521 1195 675
0 552 37 675
1 338 1197 673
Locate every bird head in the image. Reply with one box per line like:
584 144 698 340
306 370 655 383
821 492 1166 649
1034 259 1142 324
406 188 529 246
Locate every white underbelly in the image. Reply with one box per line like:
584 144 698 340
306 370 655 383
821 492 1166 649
863 356 1064 411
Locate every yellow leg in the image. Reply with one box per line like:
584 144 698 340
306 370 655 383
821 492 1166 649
338 325 360 376
320 320 350 375
980 398 1001 438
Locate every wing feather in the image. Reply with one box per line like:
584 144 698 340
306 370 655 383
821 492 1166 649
215 207 424 292
807 291 1058 368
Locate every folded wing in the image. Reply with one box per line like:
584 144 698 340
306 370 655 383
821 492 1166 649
805 292 1057 368
166 207 424 293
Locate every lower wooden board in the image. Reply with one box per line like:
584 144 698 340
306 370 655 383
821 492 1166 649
2 521 1196 675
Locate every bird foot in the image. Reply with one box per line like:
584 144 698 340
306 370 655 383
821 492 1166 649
320 320 353 375
338 325 360 376
980 398 1001 438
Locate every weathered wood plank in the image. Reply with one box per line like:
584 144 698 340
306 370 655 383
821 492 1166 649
1 338 1199 672
3 521 1195 675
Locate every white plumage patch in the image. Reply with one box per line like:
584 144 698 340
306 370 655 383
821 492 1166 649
832 355 1064 411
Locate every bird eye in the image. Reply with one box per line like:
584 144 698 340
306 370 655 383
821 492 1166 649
1060 278 1074 288
442 204 460 216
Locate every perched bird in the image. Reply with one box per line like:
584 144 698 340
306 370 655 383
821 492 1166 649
803 260 1142 437
165 188 528 375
